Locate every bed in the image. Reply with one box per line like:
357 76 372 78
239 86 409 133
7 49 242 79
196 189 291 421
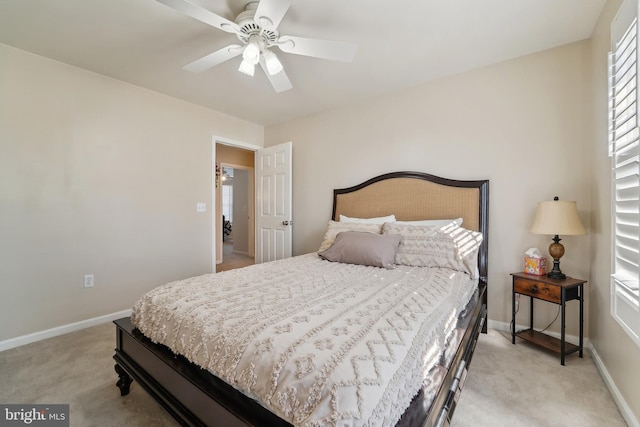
113 171 489 427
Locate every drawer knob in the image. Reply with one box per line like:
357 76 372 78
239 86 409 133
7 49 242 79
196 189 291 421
531 285 538 293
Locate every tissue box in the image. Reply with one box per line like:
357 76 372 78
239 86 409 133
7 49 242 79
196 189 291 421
524 257 546 275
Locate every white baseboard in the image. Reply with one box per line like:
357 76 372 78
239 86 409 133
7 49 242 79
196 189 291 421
489 319 638 427
0 309 132 352
589 344 640 427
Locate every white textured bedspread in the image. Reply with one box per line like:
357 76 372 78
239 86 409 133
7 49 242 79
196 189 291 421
131 253 477 427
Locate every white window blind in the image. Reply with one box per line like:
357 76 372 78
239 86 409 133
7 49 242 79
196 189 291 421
609 6 640 347
222 184 233 222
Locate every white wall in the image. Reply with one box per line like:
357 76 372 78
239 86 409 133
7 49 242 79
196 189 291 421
266 41 592 340
0 43 263 341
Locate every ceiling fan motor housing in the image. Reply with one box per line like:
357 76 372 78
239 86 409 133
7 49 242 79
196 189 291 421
235 2 278 47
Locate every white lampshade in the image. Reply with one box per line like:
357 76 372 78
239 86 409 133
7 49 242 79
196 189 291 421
238 58 255 76
263 49 283 75
242 42 260 64
530 199 586 236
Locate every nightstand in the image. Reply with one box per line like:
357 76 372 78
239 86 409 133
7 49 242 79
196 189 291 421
511 272 587 365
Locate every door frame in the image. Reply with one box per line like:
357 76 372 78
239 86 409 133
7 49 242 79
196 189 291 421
211 136 261 273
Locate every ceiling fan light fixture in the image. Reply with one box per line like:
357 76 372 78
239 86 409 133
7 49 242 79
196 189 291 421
263 49 283 75
242 42 260 64
238 58 255 76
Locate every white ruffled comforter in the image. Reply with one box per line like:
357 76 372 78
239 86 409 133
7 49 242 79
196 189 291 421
131 253 477 427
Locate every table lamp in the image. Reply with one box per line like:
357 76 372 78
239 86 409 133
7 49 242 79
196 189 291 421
530 197 586 279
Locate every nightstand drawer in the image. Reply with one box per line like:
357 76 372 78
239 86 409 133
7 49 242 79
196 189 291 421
514 277 561 304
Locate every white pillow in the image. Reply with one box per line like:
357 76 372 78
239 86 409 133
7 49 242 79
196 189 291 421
339 214 396 224
395 218 463 227
381 222 482 278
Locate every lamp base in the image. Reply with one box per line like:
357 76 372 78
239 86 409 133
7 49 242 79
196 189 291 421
547 268 566 280
547 236 566 280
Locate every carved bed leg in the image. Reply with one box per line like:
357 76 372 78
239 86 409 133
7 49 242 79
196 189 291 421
115 363 133 396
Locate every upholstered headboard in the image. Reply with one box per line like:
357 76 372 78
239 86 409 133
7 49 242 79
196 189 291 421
332 171 489 282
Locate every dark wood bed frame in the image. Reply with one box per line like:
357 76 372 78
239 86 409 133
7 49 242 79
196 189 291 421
113 171 489 427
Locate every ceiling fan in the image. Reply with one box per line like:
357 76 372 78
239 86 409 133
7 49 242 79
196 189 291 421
157 0 358 93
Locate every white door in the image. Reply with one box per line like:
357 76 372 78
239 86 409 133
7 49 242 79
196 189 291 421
255 141 292 263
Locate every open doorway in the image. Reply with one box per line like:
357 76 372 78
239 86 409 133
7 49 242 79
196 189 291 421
215 143 256 272
212 138 292 271
218 166 254 272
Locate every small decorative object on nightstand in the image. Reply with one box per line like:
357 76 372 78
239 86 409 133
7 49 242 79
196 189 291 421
511 272 587 365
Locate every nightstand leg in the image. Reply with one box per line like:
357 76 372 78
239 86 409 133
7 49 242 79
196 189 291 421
529 296 534 331
512 282 516 344
561 288 566 366
579 284 584 358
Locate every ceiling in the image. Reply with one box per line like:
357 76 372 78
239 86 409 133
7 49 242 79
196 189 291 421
0 0 606 126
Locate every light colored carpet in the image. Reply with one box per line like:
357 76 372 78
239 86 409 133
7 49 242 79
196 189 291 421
0 324 626 427
216 241 254 272
451 329 627 427
0 323 176 427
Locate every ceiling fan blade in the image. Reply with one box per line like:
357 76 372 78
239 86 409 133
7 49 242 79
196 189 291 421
277 36 357 62
156 0 240 33
254 0 292 29
259 59 293 93
183 44 243 73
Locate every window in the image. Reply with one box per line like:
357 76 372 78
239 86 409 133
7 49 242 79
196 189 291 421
609 0 640 347
221 167 234 222
222 184 233 223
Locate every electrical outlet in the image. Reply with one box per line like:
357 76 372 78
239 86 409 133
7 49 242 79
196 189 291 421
84 274 94 288
196 202 206 212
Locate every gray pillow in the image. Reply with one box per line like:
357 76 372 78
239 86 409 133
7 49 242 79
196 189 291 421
318 231 401 269
317 221 382 252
